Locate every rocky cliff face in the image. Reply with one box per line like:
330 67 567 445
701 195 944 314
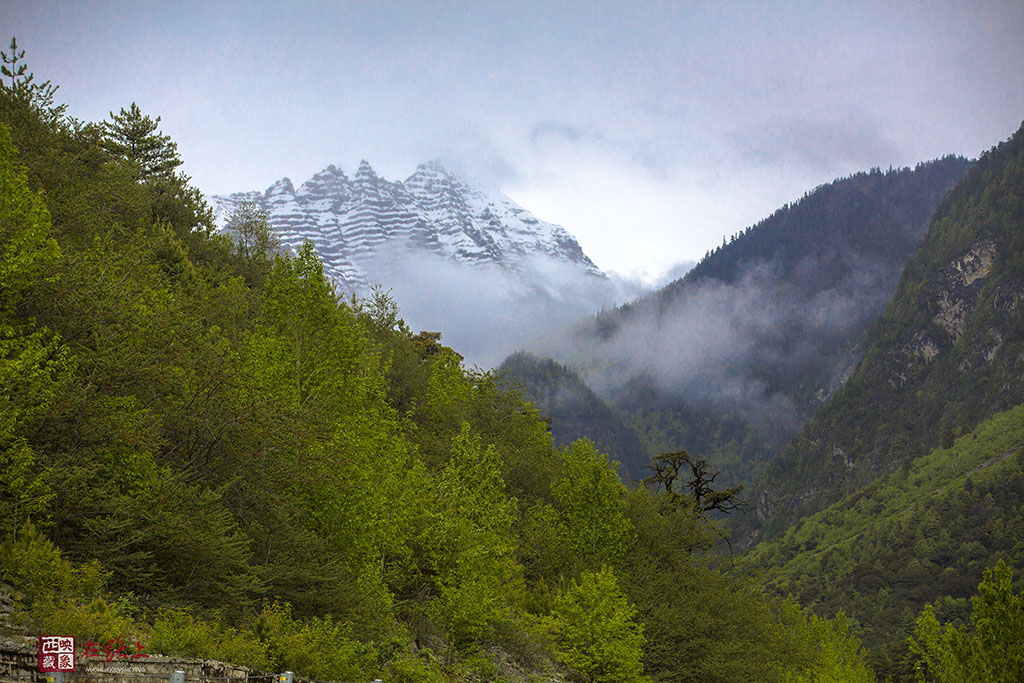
750 122 1024 542
881 238 999 384
211 160 601 293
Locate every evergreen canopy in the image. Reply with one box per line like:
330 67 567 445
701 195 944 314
102 102 182 180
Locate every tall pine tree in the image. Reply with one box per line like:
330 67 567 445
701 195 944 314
102 102 182 180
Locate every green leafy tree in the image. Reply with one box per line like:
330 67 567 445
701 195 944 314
245 240 361 421
549 566 650 683
0 123 68 530
239 240 413 626
552 439 635 573
622 491 790 683
778 603 875 683
225 199 281 286
102 102 182 180
0 123 59 303
418 347 475 465
425 423 522 650
909 560 1024 682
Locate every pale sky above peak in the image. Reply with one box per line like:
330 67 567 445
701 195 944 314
4 0 1023 282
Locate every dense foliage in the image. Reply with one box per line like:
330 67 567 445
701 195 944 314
745 405 1024 679
755 121 1024 539
499 352 647 478
0 45 875 682
910 560 1024 682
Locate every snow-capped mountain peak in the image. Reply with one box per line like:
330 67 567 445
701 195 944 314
210 160 602 292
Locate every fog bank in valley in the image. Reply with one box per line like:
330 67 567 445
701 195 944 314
529 253 899 435
362 248 664 369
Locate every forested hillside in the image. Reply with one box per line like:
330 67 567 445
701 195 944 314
745 404 1024 679
754 121 1024 540
511 156 970 493
0 43 886 683
498 352 647 478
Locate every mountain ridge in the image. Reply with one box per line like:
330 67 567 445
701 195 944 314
210 160 602 293
499 351 648 478
751 122 1024 542
508 156 973 489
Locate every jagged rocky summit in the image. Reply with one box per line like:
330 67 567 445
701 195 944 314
210 160 602 292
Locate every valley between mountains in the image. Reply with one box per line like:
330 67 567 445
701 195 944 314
2 51 1023 682
205 122 1024 678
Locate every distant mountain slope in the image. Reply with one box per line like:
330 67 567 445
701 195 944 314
754 122 1024 540
211 160 601 293
744 403 1024 676
499 352 647 478
682 159 974 289
529 156 971 489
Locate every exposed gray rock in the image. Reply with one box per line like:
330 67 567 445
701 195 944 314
211 160 602 294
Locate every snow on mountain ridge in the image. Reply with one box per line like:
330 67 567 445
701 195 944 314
210 160 602 293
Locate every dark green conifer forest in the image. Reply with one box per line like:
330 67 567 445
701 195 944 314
753 120 1024 536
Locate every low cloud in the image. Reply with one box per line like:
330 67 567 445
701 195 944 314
530 120 599 145
530 253 897 436
646 259 697 288
728 112 902 174
528 118 677 179
362 246 652 369
355 240 894 448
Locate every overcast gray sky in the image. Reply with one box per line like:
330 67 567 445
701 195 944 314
4 0 1023 281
